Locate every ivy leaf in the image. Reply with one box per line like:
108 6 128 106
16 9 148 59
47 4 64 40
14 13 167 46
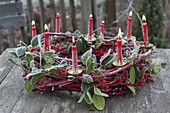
24 79 33 93
31 36 38 47
81 82 90 93
26 53 33 67
81 48 92 65
129 66 136 84
94 87 108 97
152 66 160 75
82 74 93 83
93 94 105 110
76 39 82 53
78 93 85 103
127 86 136 95
84 91 93 104
16 46 26 57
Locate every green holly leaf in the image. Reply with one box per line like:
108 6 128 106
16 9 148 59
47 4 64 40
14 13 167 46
81 82 90 93
129 66 136 84
141 67 149 76
76 39 82 53
81 48 92 65
26 53 33 67
84 91 93 104
8 59 22 67
94 42 102 50
68 44 73 55
82 74 93 83
94 87 108 97
127 86 136 95
86 57 95 74
135 66 141 80
16 46 26 57
104 54 116 67
10 51 18 58
93 94 105 110
31 37 38 47
19 41 28 47
78 93 85 103
74 30 83 37
81 38 87 53
30 72 46 85
100 49 111 64
24 79 33 93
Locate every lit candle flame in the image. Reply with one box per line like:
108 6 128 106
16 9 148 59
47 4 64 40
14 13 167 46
102 20 105 24
118 28 122 39
129 11 132 17
142 15 146 22
89 14 93 18
72 36 75 44
44 24 48 31
57 13 59 16
32 20 35 26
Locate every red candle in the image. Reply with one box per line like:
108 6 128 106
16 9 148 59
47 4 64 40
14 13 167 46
88 14 93 40
117 28 122 63
115 43 117 54
44 24 50 51
100 20 105 35
56 13 60 33
72 36 77 70
142 15 148 45
127 11 132 38
32 20 36 37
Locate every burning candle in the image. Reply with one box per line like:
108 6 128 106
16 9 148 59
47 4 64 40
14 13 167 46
56 13 60 33
127 11 132 38
72 36 78 70
100 20 105 35
32 20 36 37
44 24 50 51
117 28 122 64
88 14 93 40
142 15 148 45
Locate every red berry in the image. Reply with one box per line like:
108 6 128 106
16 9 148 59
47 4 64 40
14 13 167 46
48 78 52 83
27 76 32 80
24 77 27 81
41 84 46 89
141 79 145 86
103 80 106 83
